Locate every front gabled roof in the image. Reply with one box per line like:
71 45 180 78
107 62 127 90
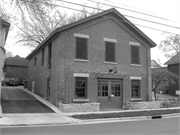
164 52 180 65
26 8 157 59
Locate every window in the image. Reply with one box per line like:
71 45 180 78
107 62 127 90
105 41 116 62
75 77 87 98
41 48 44 66
48 43 52 69
111 81 121 96
131 45 140 64
34 57 37 66
131 80 140 98
98 80 108 97
76 37 88 60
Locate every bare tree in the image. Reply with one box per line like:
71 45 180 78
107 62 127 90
159 34 180 58
16 4 103 48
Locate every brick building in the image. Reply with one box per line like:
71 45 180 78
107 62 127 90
4 55 28 79
164 52 180 96
26 8 156 111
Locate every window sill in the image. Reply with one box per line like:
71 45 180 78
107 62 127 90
104 61 117 65
130 64 141 67
73 99 89 102
130 98 142 101
75 59 89 62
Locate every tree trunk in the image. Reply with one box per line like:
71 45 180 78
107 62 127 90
153 88 157 100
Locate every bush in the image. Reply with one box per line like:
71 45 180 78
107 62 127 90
160 98 180 108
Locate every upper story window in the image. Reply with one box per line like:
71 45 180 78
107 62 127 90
104 38 117 63
74 33 89 60
130 42 140 65
34 57 37 66
41 48 44 66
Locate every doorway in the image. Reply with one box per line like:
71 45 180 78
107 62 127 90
97 79 122 109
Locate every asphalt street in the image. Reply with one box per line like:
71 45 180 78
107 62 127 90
2 117 180 135
1 86 54 113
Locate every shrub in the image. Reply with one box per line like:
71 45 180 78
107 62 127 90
160 98 180 108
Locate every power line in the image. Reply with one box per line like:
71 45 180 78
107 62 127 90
58 0 180 30
87 0 174 22
54 4 177 35
102 0 173 20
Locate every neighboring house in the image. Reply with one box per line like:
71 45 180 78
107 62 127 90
4 55 28 80
0 18 10 86
151 60 161 68
164 52 180 96
26 8 156 111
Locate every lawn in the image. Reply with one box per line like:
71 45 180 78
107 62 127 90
72 109 180 120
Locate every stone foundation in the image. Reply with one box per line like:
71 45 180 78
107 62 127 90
123 101 163 110
58 102 100 112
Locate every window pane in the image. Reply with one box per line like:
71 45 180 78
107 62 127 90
76 38 87 59
131 46 140 64
105 42 115 62
98 80 108 97
75 77 87 98
131 80 140 98
111 81 121 96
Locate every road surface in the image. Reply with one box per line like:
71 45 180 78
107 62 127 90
2 117 180 135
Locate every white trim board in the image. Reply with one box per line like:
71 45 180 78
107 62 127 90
74 33 89 38
130 76 142 80
73 73 89 77
129 41 140 46
104 38 117 43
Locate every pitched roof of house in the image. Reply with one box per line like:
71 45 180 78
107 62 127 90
164 52 180 65
0 18 11 42
26 8 157 59
5 55 28 67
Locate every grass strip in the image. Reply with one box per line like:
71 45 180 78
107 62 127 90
72 109 180 119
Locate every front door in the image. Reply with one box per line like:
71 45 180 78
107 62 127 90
97 79 122 109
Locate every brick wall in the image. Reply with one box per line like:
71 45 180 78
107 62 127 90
28 14 152 107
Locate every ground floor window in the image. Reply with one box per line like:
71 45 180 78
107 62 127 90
75 77 87 98
131 80 140 98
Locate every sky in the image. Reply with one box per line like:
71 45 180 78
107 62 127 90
4 0 180 65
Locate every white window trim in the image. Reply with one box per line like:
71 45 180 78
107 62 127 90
129 41 140 46
73 73 89 77
130 64 141 67
104 38 117 43
73 99 89 102
75 59 89 62
74 33 89 39
130 98 142 101
104 61 117 65
130 76 142 80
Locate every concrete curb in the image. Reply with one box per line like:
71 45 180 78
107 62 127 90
78 113 180 124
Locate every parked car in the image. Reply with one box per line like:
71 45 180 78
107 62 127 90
18 77 27 86
6 78 19 86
